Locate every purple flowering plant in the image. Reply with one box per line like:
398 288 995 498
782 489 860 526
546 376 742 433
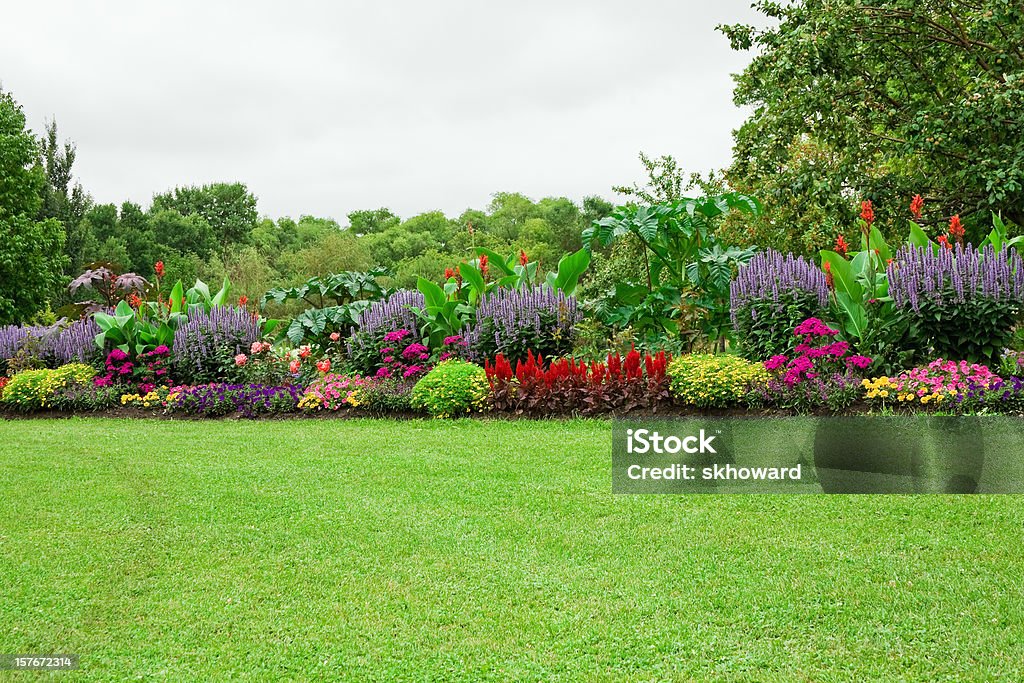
888 243 1024 365
730 250 829 360
166 383 302 418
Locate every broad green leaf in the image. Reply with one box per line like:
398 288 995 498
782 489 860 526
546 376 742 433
820 250 863 302
417 277 446 311
472 248 515 276
211 276 232 307
169 280 185 314
286 318 305 345
908 222 930 249
458 263 486 299
834 291 868 339
551 248 591 295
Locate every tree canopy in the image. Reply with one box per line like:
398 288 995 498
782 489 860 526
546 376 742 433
720 0 1024 251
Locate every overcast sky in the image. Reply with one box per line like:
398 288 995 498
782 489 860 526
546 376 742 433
2 1 764 223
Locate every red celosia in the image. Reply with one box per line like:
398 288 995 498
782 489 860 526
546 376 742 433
155 261 165 278
834 234 849 257
910 194 924 219
860 200 874 227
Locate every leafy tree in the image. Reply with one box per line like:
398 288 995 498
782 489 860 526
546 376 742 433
347 207 400 234
720 0 1024 247
277 230 370 281
151 182 258 256
38 120 92 276
0 91 68 324
149 209 216 261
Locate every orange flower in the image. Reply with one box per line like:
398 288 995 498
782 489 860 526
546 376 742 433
948 215 964 245
910 195 924 219
834 234 849 257
860 200 874 226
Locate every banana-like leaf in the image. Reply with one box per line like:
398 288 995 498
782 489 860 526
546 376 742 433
417 277 446 311
908 222 930 249
472 247 515 276
820 250 863 302
211 277 232 307
458 263 486 302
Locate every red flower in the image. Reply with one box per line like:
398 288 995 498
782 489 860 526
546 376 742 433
910 195 924 219
478 253 489 279
948 215 964 245
519 250 528 266
127 293 142 309
238 295 249 307
824 261 835 290
154 261 165 278
834 234 849 257
937 235 952 251
316 359 331 373
444 267 455 280
860 200 874 227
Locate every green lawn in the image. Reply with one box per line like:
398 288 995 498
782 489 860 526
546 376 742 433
1 418 1022 681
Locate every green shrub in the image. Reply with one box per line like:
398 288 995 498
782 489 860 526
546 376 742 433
410 360 489 418
667 354 767 407
356 378 415 415
1 363 96 411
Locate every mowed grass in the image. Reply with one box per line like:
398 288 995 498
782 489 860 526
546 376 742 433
1 418 1022 681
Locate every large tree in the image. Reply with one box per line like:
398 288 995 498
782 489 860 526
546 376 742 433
720 0 1024 249
151 182 258 257
38 120 92 276
0 91 68 324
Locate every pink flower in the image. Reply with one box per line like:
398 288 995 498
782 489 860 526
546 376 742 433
234 353 248 367
383 356 394 363
402 343 429 361
250 342 263 354
376 367 392 378
764 355 788 371
846 355 872 369
330 332 341 342
403 365 423 378
383 329 411 343
443 335 463 346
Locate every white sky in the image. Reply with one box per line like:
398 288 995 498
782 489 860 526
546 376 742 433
2 0 764 221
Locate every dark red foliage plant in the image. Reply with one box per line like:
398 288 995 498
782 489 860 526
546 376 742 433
484 348 671 416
